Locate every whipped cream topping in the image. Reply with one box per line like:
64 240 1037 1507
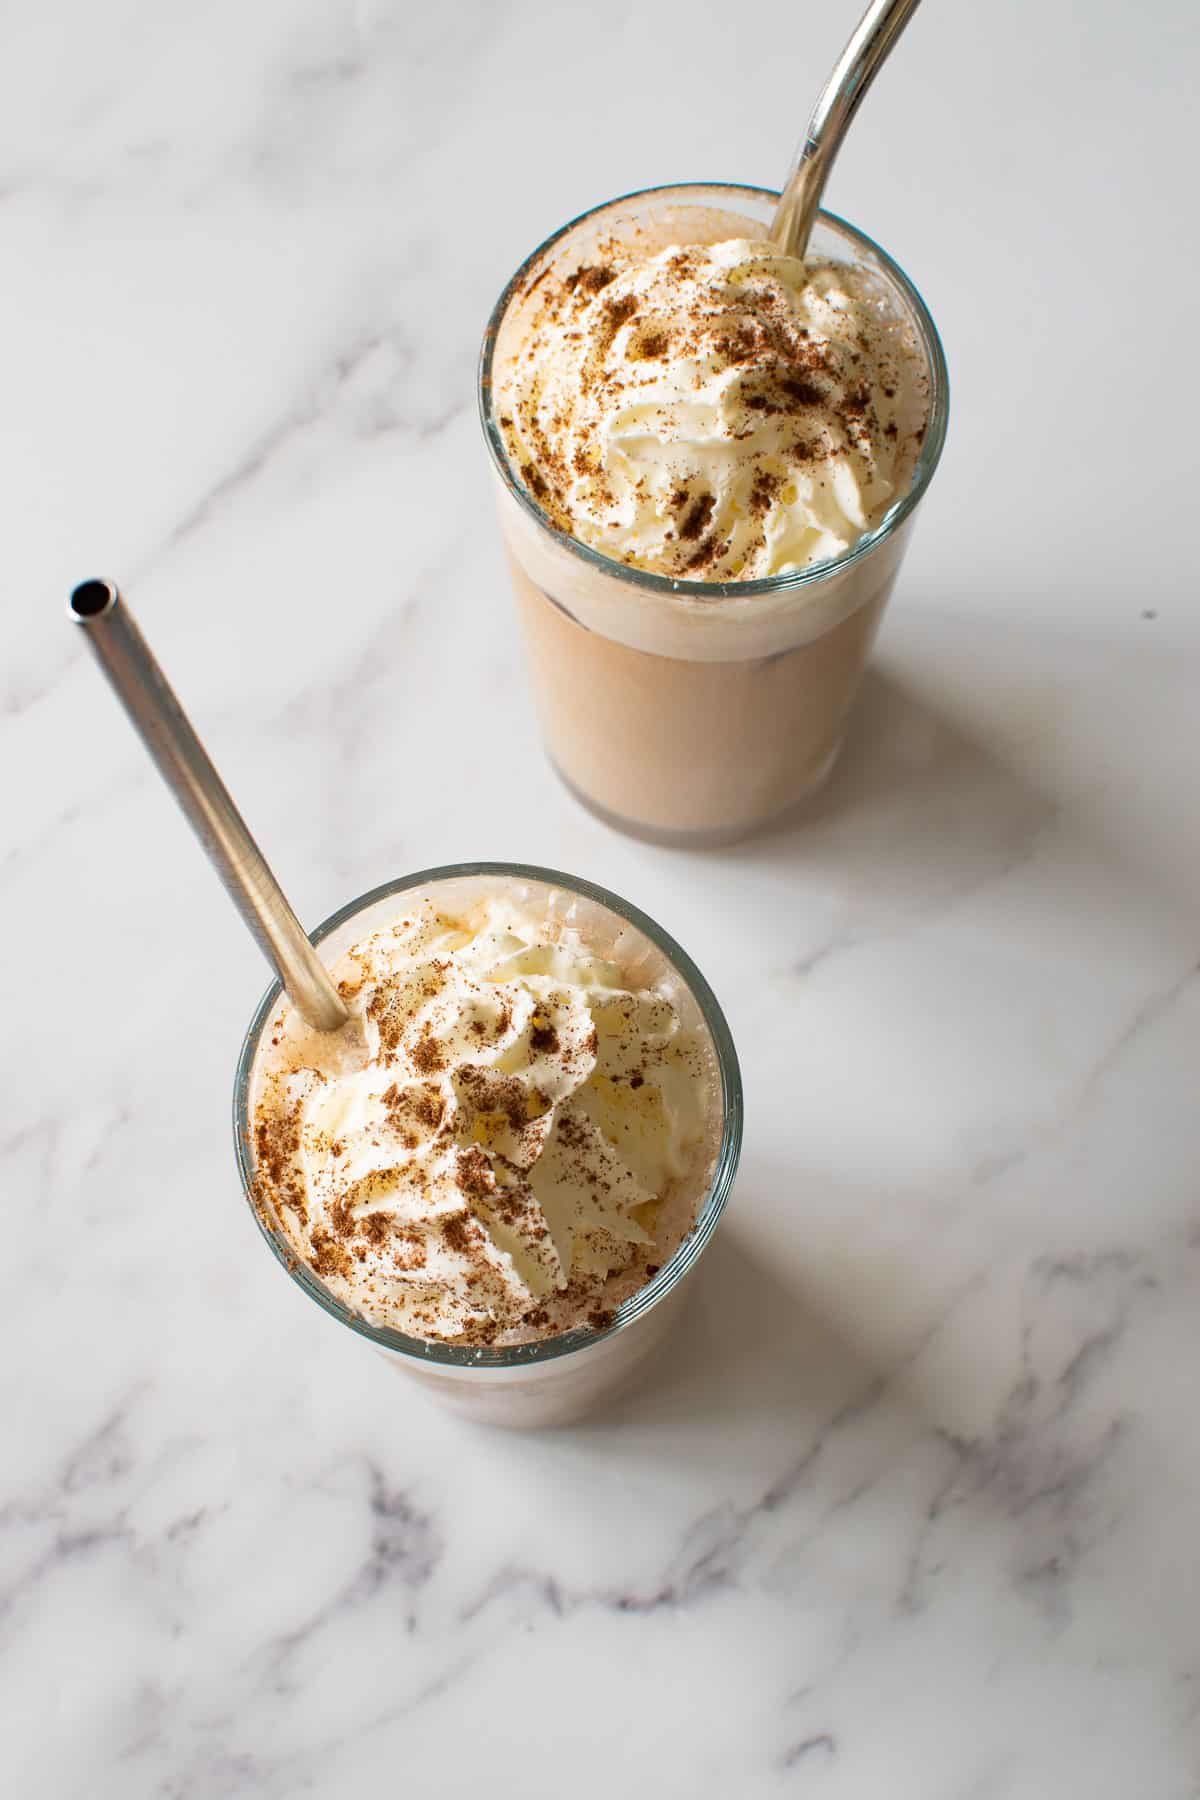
497 236 927 581
250 899 714 1344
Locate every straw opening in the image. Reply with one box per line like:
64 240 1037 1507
69 579 117 621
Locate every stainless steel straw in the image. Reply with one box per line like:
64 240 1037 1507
771 0 922 262
68 579 350 1032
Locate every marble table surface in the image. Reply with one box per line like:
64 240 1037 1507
5 1 1200 1793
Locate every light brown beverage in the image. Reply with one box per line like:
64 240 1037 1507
235 866 742 1428
480 184 948 843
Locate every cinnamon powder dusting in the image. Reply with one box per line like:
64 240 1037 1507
250 900 716 1352
496 230 925 581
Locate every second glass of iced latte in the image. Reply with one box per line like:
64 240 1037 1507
480 183 948 844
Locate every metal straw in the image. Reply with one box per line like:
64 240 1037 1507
771 0 922 262
68 579 350 1032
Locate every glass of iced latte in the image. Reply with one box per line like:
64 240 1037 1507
480 183 948 844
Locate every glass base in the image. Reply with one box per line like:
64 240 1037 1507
373 1282 688 1427
550 738 844 849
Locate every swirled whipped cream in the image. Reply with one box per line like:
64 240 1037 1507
497 236 928 580
250 898 715 1344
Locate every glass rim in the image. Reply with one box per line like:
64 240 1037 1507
478 179 949 602
232 862 744 1371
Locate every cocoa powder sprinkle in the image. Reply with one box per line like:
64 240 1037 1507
678 492 715 541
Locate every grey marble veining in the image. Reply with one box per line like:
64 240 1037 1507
4 0 1200 1794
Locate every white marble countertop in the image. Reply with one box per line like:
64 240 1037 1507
5 1 1200 1793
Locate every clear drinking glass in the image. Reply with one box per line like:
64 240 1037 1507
233 863 743 1429
479 182 949 845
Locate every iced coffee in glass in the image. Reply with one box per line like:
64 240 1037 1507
234 864 742 1428
479 183 948 844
